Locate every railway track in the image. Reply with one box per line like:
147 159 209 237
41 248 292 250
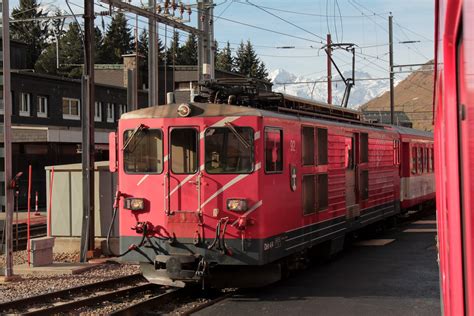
0 223 47 253
0 273 176 315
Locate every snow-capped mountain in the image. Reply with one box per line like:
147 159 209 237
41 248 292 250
270 68 396 109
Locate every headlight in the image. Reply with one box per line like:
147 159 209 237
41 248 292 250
124 198 145 211
177 103 191 117
227 199 248 212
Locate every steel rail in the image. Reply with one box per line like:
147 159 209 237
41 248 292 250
22 283 160 316
110 287 186 316
0 273 144 313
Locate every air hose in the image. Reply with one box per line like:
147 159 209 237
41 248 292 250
106 190 153 264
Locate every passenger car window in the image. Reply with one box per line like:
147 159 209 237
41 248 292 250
265 128 283 173
205 127 254 174
123 129 163 173
411 146 417 174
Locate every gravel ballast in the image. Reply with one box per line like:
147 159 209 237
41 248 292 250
0 251 140 303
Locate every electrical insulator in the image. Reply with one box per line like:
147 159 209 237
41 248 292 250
164 0 170 14
179 2 185 15
157 4 162 14
172 0 178 11
187 5 192 16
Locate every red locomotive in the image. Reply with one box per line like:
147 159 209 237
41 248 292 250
108 80 434 287
434 0 474 314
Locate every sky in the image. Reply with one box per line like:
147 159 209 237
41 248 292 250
11 0 435 80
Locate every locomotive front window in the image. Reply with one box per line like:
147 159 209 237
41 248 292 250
123 128 163 173
205 127 254 174
170 128 198 174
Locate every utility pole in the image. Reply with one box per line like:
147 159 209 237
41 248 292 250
326 33 332 105
197 0 215 82
148 0 159 106
1 0 15 279
389 14 395 125
101 0 202 105
80 0 95 262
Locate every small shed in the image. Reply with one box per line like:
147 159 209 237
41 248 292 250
45 161 118 238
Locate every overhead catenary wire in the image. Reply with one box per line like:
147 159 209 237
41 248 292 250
238 1 326 42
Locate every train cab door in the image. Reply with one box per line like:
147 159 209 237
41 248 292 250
165 127 201 236
345 133 360 219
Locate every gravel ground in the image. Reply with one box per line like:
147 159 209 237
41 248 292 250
0 251 140 304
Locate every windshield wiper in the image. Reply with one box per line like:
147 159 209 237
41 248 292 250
224 122 251 149
122 124 148 152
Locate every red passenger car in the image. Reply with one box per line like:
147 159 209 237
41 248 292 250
109 82 434 287
434 0 474 314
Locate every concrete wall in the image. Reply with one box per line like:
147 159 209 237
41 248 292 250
45 161 118 238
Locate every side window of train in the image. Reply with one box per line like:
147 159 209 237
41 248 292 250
302 126 315 165
423 147 428 173
265 127 283 173
417 147 423 174
302 174 328 215
430 147 435 172
393 140 401 165
360 133 369 163
317 128 328 165
345 136 355 169
411 146 417 174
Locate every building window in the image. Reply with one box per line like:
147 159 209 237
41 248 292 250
265 127 283 173
20 93 31 116
94 102 102 122
62 97 80 120
106 103 115 123
119 104 127 117
37 96 48 118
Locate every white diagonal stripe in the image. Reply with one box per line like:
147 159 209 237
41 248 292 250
200 162 261 210
199 116 241 139
231 200 263 226
137 174 149 186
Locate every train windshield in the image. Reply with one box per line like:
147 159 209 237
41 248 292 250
123 128 163 173
205 127 254 174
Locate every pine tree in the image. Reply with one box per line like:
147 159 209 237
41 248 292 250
179 33 197 65
102 13 134 64
216 41 233 72
10 0 49 68
137 28 164 69
166 31 181 66
256 60 269 81
234 40 269 81
34 44 58 75
95 26 106 64
61 22 84 78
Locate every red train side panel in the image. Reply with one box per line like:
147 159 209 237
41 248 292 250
434 0 474 314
